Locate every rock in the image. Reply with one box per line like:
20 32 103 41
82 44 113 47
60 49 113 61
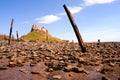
30 61 37 67
32 52 38 57
68 55 76 60
45 56 51 60
53 75 62 80
31 70 41 74
31 24 51 36
20 51 26 56
16 59 22 64
44 61 53 68
109 62 115 67
16 59 24 67
102 76 110 80
78 58 86 63
46 68 53 72
68 74 73 77
100 66 113 74
69 60 76 63
8 61 15 67
58 61 67 67
63 65 73 72
19 68 29 73
0 66 8 70
118 78 120 80
72 67 86 73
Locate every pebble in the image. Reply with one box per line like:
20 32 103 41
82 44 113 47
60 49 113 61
8 61 15 67
102 76 110 80
17 59 22 63
31 70 41 74
19 68 29 73
53 75 62 80
68 74 73 77
44 61 53 68
30 61 37 67
63 65 72 72
0 66 8 70
109 62 115 67
46 68 53 72
72 67 85 73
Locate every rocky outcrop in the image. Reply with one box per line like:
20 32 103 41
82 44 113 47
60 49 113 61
20 24 60 41
31 24 51 37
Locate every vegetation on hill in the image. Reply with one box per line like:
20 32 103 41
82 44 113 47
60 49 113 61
20 32 60 41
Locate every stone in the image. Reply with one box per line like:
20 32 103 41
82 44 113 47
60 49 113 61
31 70 41 74
0 66 8 70
46 68 53 72
16 59 24 67
63 65 73 72
78 58 86 63
102 76 110 80
20 51 26 56
68 74 73 77
32 52 38 57
30 61 37 67
109 62 115 67
100 66 113 74
53 75 62 80
44 61 53 68
45 56 51 60
16 59 22 64
72 67 85 73
8 61 15 67
19 68 29 73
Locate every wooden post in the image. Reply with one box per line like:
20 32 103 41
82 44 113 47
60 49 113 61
97 39 100 48
63 4 86 52
16 31 19 42
8 18 14 45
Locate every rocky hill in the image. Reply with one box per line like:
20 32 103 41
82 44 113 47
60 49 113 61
31 24 51 37
20 24 60 41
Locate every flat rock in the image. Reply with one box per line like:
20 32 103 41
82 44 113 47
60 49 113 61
53 75 62 80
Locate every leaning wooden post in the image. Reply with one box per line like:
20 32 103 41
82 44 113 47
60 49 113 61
16 30 19 42
63 4 86 52
8 18 14 45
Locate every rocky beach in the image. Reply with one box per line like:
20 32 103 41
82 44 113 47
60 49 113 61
0 40 120 80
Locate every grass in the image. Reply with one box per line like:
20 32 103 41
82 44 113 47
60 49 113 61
20 32 60 41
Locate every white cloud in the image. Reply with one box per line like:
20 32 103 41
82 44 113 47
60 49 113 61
68 6 83 14
35 15 61 24
84 0 116 6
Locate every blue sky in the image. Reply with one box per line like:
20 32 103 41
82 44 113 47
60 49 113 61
0 0 120 42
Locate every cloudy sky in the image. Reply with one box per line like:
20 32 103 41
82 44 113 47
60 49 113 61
0 0 120 42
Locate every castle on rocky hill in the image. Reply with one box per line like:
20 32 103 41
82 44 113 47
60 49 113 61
31 24 51 37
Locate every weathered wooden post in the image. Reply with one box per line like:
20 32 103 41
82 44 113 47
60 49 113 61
16 30 19 42
8 18 14 45
63 4 86 52
97 39 100 48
